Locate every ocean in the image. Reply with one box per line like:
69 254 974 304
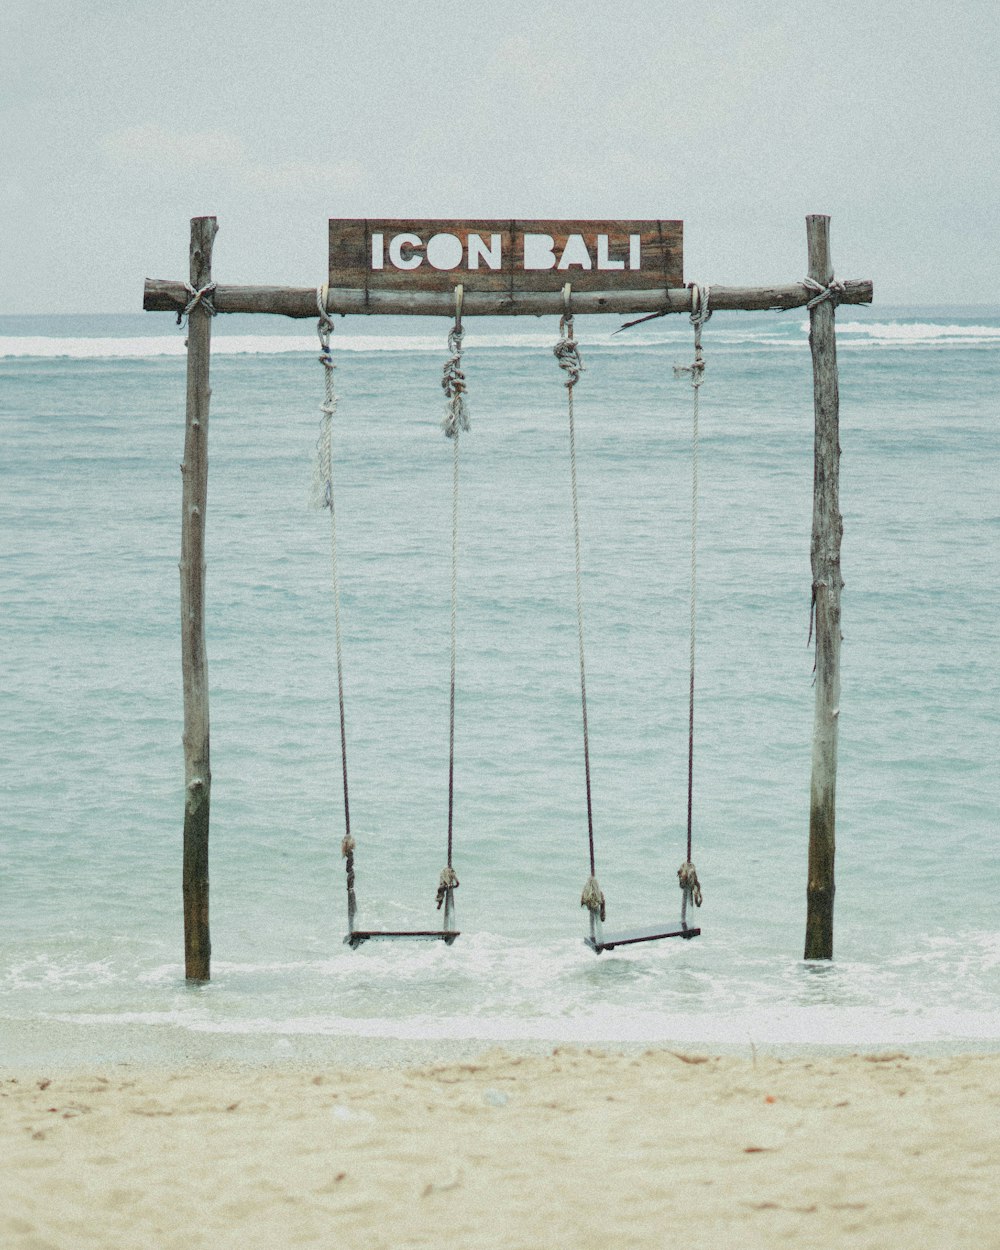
1 305 997 1066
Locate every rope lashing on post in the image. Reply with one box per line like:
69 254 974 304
176 281 218 326
802 276 846 309
313 284 354 927
674 284 711 922
555 284 606 924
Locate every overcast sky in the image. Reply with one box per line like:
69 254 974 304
2 1 997 313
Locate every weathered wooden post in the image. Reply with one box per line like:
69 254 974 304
804 214 843 960
180 215 217 981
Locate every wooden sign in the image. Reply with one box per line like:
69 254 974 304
329 219 683 294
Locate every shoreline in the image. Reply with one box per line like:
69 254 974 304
5 1013 1000 1072
4 1048 999 1248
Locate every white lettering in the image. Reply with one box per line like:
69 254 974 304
388 232 424 270
374 226 648 278
425 233 465 270
523 233 557 270
557 234 593 270
596 235 624 270
468 233 502 270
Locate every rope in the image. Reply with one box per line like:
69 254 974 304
555 293 604 917
553 316 584 387
439 288 466 906
436 865 460 910
176 281 217 326
441 326 470 438
580 875 606 922
678 860 702 925
673 284 711 916
802 276 845 309
313 286 354 921
341 835 357 930
677 861 701 903
446 426 460 870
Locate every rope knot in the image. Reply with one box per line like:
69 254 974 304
436 866 460 909
678 861 703 907
803 276 845 310
341 835 355 858
177 281 217 326
311 286 342 511
317 284 335 336
673 357 706 386
674 284 711 387
580 876 606 922
554 315 584 388
441 326 470 438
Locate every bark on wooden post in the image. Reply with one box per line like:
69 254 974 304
180 216 217 982
804 214 844 960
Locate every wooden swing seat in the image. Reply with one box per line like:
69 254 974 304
345 930 460 950
586 921 700 954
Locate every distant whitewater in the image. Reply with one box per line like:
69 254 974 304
1 304 997 1065
4 314 1000 359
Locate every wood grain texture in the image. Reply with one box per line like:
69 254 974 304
180 216 216 983
804 214 844 962
144 278 873 318
329 219 683 293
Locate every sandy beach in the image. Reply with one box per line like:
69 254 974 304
2 1048 998 1249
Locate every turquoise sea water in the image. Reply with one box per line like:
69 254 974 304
1 306 997 1064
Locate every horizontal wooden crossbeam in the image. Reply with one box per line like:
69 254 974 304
143 278 873 319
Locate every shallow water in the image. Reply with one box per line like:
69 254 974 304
1 306 997 1064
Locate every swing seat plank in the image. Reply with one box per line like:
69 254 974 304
586 922 700 953
345 930 460 950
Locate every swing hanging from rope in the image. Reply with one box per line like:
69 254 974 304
314 284 467 950
556 282 706 954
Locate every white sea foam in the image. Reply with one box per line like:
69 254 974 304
0 330 793 359
0 330 665 358
0 326 804 359
3 312 998 361
4 956 118 990
20 931 1000 1055
49 1004 1000 1047
820 321 1000 345
0 334 311 359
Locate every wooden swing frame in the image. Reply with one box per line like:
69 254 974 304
144 214 871 980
